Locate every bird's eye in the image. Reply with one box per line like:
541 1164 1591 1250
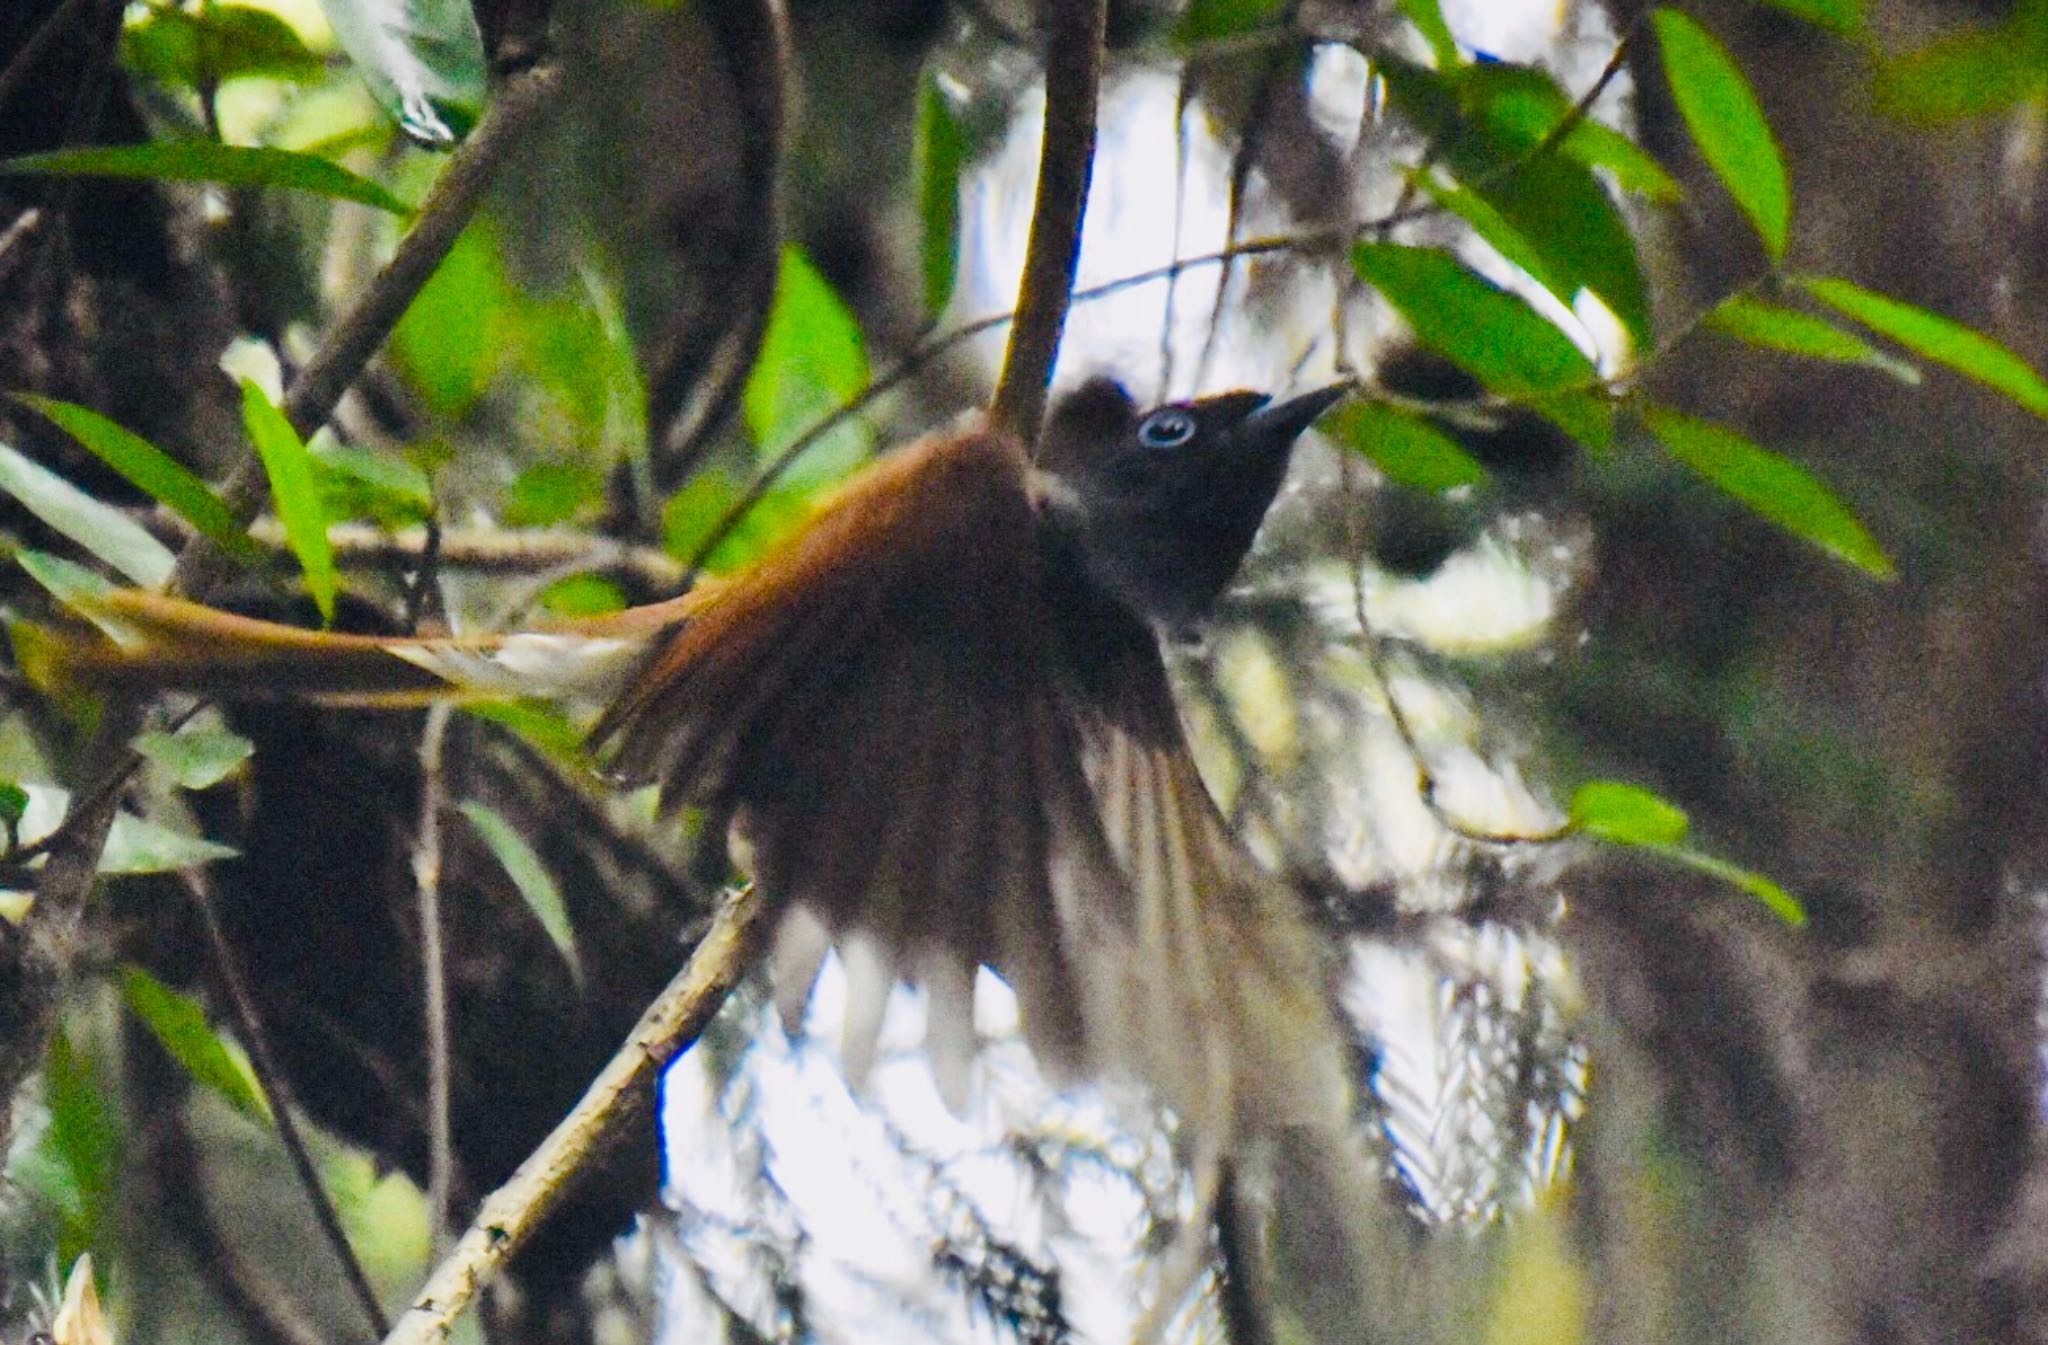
1136 408 1197 450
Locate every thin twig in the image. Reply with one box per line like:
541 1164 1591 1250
180 866 394 1336
0 207 42 285
987 0 1106 443
380 883 769 1345
412 704 456 1252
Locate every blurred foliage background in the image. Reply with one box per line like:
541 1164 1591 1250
2 0 2048 1342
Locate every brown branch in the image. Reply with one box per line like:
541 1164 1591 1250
380 883 768 1345
986 0 1106 444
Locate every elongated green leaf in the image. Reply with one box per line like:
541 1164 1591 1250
1353 243 1595 395
1559 120 1682 203
0 142 409 214
1398 0 1459 67
1797 276 2048 416
458 800 579 980
1641 403 1894 578
914 75 966 321
123 4 328 87
1526 389 1615 452
0 439 173 586
1653 8 1789 261
1568 780 1688 846
1569 781 1804 924
239 381 336 622
1758 0 1861 34
16 395 259 560
1875 15 2048 124
103 811 241 872
1412 173 1568 301
121 968 270 1123
134 728 254 790
1649 842 1807 926
31 1031 119 1266
744 247 872 488
1325 400 1486 492
1703 295 1917 384
316 0 485 144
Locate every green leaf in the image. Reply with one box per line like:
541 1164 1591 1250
1756 0 1861 35
503 462 602 528
914 74 966 321
1797 276 2048 416
462 700 593 770
1525 389 1614 452
0 142 409 214
1558 121 1683 203
1649 843 1807 926
240 380 337 622
1703 294 1895 366
120 968 271 1124
103 811 240 872
1352 243 1596 395
1173 0 1285 44
315 0 486 144
32 1030 120 1266
1652 8 1790 261
314 443 434 527
458 800 579 981
1640 403 1894 578
0 438 174 586
537 573 625 618
1412 172 1569 301
134 727 254 790
0 783 27 831
1397 0 1459 68
662 471 815 575
122 4 328 87
15 395 258 561
1875 14 2048 124
1568 781 1804 925
1568 780 1689 846
17 551 120 621
1324 400 1487 492
390 220 507 417
743 247 872 487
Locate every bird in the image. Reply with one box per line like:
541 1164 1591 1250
35 376 1353 1136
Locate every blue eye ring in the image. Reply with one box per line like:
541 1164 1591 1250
1137 407 1197 449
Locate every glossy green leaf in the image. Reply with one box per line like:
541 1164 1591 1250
121 968 270 1123
744 247 872 487
1412 174 1568 301
123 4 328 87
1653 8 1790 260
0 142 409 214
0 439 174 586
134 727 254 790
15 395 259 561
1875 14 2048 124
1324 400 1486 492
1398 0 1459 67
1353 243 1596 395
316 0 485 144
240 381 337 622
1173 0 1285 44
1641 402 1894 578
1568 780 1689 846
1757 0 1861 35
459 800 579 980
914 74 966 320
1798 276 2048 416
504 462 602 528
